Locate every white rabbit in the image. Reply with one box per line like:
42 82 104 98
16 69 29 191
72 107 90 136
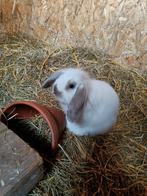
42 68 120 136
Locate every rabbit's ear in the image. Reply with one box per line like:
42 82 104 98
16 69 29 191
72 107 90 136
67 84 88 123
42 71 63 88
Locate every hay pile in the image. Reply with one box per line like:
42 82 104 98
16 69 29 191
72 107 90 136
0 35 146 196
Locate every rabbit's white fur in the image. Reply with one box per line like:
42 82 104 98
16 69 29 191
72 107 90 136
43 68 120 136
51 69 89 111
67 79 119 136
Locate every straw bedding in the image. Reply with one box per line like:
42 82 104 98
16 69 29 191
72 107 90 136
0 35 146 196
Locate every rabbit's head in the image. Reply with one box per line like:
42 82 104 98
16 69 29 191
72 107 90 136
42 68 89 122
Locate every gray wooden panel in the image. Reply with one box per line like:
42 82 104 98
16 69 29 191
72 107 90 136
0 122 44 196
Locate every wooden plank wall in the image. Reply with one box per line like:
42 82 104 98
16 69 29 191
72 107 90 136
0 0 147 70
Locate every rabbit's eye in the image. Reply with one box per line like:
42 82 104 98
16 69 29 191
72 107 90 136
66 80 77 90
69 83 76 89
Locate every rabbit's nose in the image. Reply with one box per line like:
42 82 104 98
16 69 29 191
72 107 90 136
54 84 62 96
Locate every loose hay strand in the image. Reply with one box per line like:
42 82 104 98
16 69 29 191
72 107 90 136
0 35 146 196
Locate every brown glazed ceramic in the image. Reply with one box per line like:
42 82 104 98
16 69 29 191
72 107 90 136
0 101 66 151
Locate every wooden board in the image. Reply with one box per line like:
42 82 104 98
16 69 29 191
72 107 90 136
0 122 44 196
1 0 147 70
